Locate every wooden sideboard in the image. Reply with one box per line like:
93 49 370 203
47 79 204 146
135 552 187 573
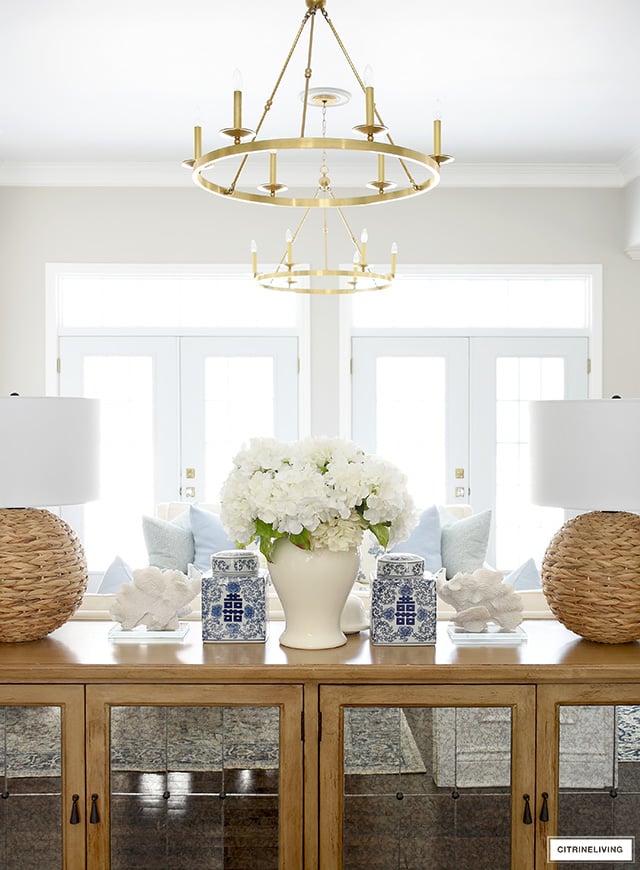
1 619 640 869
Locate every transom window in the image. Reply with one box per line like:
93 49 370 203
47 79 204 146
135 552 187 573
349 266 594 330
57 265 298 329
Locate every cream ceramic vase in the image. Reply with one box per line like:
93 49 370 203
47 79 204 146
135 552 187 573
268 539 360 649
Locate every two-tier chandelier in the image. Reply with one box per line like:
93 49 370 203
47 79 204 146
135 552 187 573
183 0 454 293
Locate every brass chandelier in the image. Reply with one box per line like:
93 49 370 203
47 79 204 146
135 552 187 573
251 95 398 294
183 0 454 209
183 0 454 293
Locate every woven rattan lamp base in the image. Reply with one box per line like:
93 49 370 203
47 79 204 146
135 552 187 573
542 511 640 644
0 508 88 643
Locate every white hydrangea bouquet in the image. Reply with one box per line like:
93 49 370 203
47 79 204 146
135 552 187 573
220 436 416 562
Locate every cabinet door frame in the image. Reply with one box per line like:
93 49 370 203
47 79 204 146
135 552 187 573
319 683 536 869
0 685 86 870
85 684 303 870
536 683 640 870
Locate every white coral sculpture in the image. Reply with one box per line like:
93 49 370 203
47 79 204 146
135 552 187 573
436 567 523 633
110 565 202 631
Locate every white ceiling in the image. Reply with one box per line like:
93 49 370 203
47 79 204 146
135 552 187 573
2 0 640 187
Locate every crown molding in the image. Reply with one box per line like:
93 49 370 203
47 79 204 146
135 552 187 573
441 162 625 188
624 247 640 260
618 146 640 186
0 160 630 189
0 162 189 187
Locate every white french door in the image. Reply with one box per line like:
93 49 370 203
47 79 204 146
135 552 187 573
179 337 299 504
59 335 298 576
469 336 588 570
351 335 589 571
59 336 180 573
351 337 470 506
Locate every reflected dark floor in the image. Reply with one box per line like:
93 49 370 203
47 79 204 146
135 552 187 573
111 768 280 870
341 709 640 870
0 778 62 870
6 760 640 868
555 762 640 870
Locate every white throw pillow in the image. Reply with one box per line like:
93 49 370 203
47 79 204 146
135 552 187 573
142 511 194 573
440 509 492 578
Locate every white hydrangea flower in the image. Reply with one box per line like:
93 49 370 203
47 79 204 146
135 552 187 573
220 436 416 561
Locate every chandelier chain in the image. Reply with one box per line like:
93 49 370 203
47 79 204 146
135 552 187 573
320 101 328 178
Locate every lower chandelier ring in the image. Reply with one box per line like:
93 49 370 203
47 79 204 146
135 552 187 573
257 266 392 294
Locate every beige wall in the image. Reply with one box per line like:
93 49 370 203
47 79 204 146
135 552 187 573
1 185 639 411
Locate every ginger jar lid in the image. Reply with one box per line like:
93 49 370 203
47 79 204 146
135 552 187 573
210 549 259 576
376 552 425 577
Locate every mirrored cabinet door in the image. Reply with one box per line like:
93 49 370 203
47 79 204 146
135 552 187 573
537 685 640 870
319 685 536 870
86 685 303 870
0 687 85 870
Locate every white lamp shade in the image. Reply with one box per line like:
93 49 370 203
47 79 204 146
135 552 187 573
0 396 100 507
529 398 640 511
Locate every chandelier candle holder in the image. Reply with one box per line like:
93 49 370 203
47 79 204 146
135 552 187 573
183 0 453 209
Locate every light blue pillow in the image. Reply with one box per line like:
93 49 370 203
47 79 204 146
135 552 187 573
440 509 491 579
505 557 541 591
390 504 443 573
96 555 133 594
142 511 194 573
190 504 235 572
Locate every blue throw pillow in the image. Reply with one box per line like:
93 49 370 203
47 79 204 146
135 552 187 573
96 555 133 594
505 557 541 591
190 504 235 572
390 504 443 574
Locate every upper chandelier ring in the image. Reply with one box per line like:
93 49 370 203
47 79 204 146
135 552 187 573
192 137 441 208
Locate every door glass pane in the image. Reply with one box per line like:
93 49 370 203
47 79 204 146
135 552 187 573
495 357 565 569
83 356 154 570
0 707 62 869
109 705 280 869
342 706 512 869
557 705 640 867
203 357 275 502
376 358 446 504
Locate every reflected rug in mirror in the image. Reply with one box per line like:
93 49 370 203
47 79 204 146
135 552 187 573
3 705 425 776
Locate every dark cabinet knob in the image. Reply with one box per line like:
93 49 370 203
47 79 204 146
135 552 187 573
90 793 100 824
522 793 533 824
70 794 80 825
539 792 549 822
